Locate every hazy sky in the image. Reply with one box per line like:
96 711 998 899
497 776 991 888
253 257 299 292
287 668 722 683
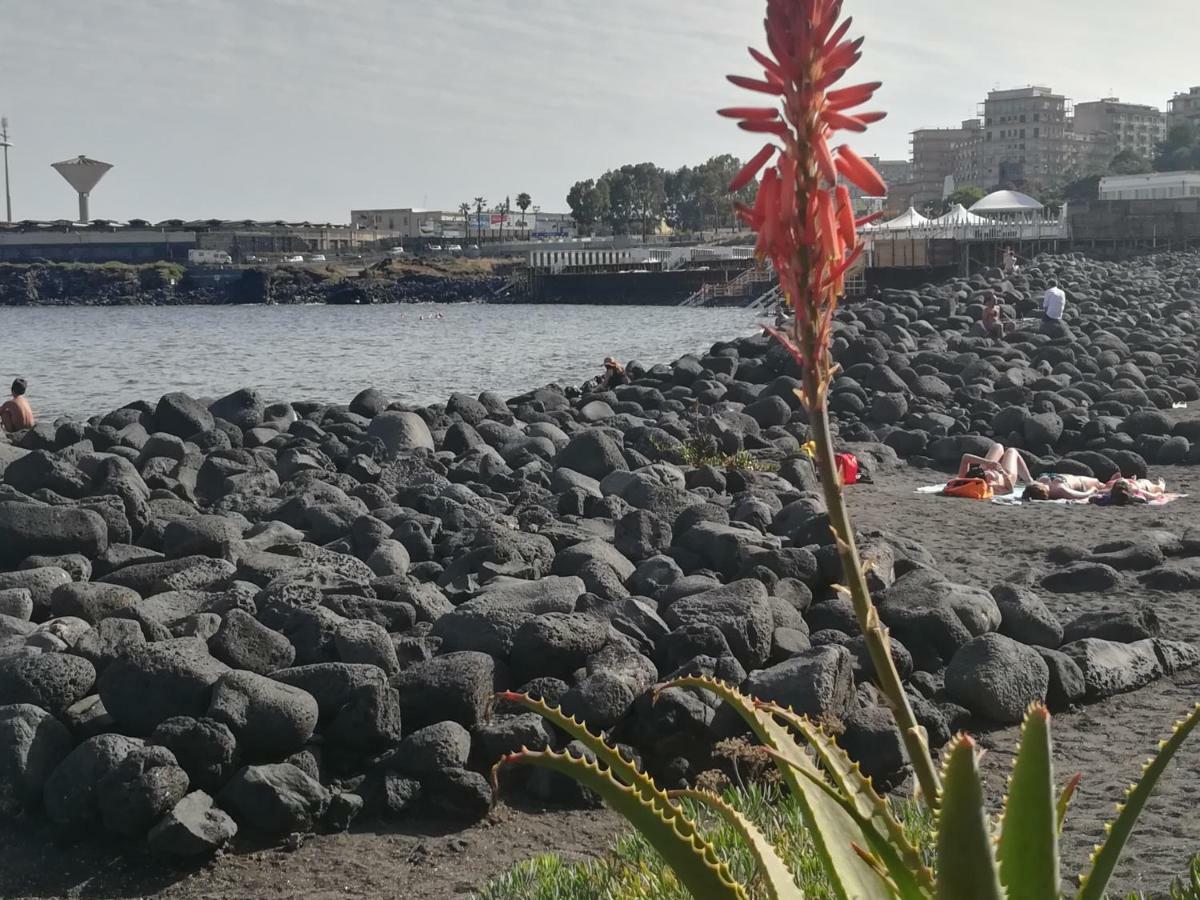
2 0 1193 223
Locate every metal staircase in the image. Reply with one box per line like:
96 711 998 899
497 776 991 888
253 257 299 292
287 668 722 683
679 262 776 307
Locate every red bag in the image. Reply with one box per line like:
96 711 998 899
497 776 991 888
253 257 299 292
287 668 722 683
835 453 860 486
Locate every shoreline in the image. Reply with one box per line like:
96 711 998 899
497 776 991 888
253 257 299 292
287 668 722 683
2 248 1200 893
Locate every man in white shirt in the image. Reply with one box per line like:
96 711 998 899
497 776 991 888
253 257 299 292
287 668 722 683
1042 284 1066 321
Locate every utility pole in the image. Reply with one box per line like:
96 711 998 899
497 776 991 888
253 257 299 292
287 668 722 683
1 117 11 223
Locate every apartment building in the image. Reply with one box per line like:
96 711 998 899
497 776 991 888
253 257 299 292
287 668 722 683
1168 86 1200 130
910 123 978 204
977 86 1073 189
1074 98 1165 161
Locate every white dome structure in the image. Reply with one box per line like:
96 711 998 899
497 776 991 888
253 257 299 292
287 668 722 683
969 190 1044 217
931 203 989 226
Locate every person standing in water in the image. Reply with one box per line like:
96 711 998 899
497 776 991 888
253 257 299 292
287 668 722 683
0 378 35 433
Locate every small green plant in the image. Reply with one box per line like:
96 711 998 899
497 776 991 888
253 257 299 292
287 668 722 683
477 782 933 900
494 690 1200 899
677 435 779 472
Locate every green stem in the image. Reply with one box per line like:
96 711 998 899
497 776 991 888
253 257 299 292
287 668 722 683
802 367 943 809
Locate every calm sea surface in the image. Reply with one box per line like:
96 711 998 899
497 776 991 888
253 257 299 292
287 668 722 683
0 304 762 421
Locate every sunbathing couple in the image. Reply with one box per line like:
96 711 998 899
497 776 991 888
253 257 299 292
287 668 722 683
953 443 1165 505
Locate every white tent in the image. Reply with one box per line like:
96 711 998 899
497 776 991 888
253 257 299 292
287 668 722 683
877 206 930 230
931 203 990 226
969 190 1044 215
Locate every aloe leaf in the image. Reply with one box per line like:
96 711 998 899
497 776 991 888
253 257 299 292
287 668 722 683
498 747 748 900
997 703 1059 899
1076 702 1200 900
671 788 805 900
495 692 667 808
767 747 931 900
1057 772 1081 836
666 675 892 900
768 704 934 893
936 736 1004 900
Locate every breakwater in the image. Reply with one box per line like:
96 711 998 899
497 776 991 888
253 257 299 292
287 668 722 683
0 262 506 307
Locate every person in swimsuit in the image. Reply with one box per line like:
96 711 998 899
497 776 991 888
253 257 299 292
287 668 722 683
0 378 35 433
1023 472 1107 501
1025 473 1167 502
956 443 1033 493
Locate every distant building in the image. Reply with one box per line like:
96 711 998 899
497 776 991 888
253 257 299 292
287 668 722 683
350 208 465 239
1168 86 1200 131
350 207 575 240
1068 130 1118 177
977 86 1072 190
0 220 396 263
1073 98 1165 162
1099 171 1200 201
911 123 978 205
951 119 985 190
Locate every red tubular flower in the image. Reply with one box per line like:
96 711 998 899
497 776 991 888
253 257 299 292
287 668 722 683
722 0 888 402
721 0 947 810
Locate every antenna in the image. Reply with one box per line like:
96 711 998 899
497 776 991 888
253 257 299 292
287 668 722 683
0 118 11 223
51 155 113 223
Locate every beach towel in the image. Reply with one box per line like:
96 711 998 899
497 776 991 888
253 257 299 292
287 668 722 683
917 483 1186 507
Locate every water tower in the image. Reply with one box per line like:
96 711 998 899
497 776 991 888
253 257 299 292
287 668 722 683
51 155 112 222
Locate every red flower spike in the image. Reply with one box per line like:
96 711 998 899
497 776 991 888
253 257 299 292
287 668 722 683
815 67 848 92
747 47 785 79
717 107 780 120
821 14 853 50
739 120 790 135
826 81 881 109
835 145 887 196
814 136 838 185
824 111 867 132
729 143 778 192
727 74 785 95
779 154 798 223
836 187 857 246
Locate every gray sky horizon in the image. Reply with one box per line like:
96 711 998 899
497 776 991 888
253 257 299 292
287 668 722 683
2 0 1193 224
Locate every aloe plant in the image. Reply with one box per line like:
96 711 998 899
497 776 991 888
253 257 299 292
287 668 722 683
494 688 1200 899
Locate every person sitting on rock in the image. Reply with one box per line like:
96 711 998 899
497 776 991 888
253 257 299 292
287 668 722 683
979 293 1007 339
0 378 34 433
1041 283 1066 322
955 443 1033 493
595 358 628 390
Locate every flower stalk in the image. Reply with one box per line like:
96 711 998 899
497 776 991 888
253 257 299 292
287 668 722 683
725 0 942 806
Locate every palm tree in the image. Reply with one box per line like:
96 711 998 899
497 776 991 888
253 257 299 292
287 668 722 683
458 202 471 243
474 197 486 245
516 192 532 235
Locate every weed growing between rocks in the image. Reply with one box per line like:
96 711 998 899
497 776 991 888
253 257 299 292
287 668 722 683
676 435 780 473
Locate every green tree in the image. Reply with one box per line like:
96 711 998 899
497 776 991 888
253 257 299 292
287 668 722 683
1154 123 1200 172
1059 173 1101 202
566 179 610 235
1109 149 1151 175
936 186 986 215
515 192 532 228
473 197 486 243
619 162 667 239
458 201 471 243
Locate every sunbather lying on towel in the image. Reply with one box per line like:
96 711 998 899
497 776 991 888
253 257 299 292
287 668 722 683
954 443 1033 494
1022 473 1166 502
1088 477 1168 506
